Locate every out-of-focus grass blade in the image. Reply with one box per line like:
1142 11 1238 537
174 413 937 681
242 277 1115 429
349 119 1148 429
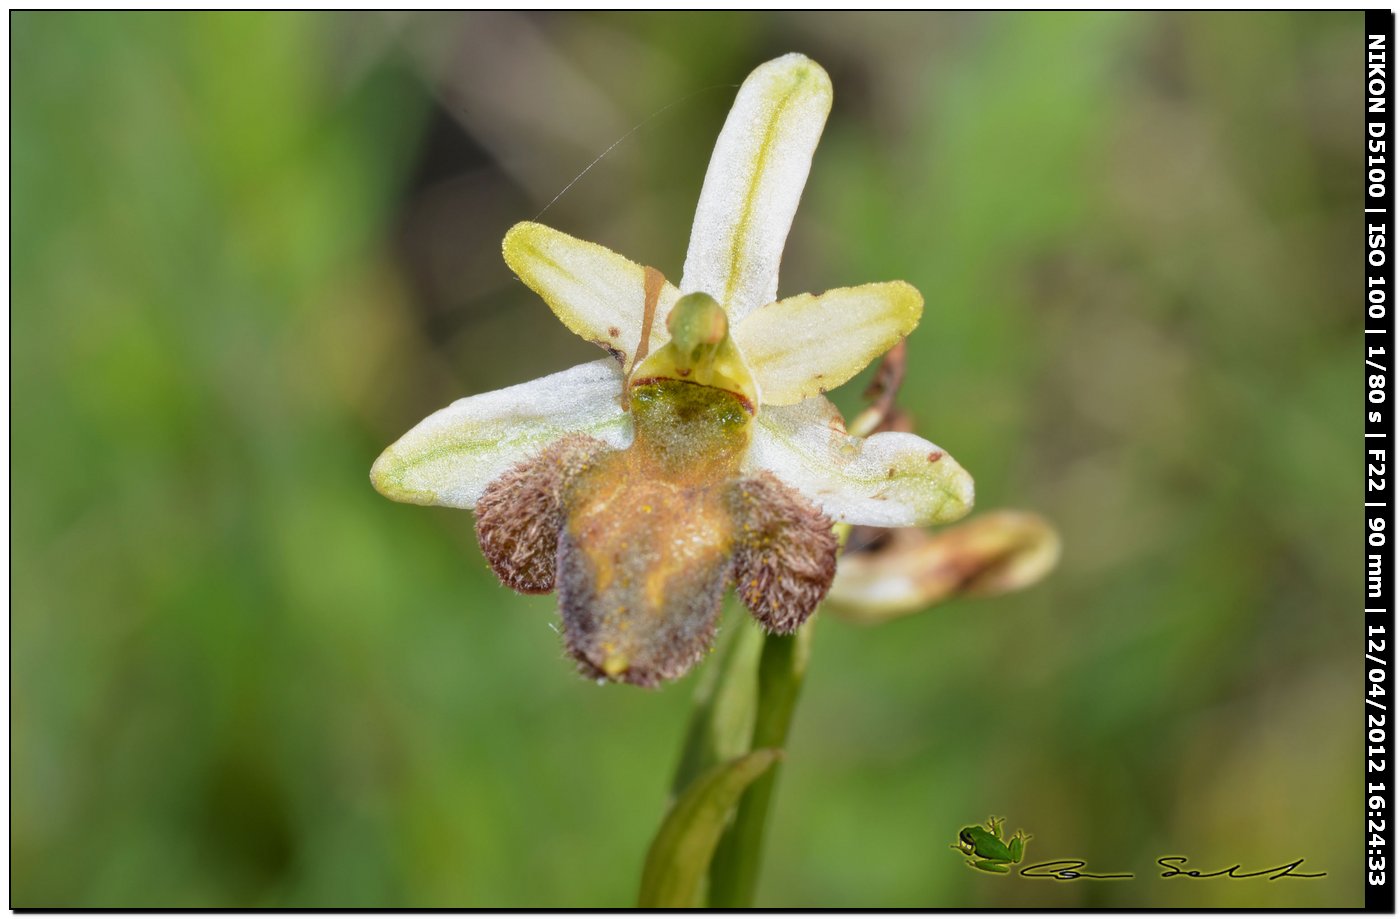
638 748 781 908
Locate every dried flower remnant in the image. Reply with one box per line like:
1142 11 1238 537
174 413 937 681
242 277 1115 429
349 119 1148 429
828 339 1060 622
372 54 973 685
828 512 1061 624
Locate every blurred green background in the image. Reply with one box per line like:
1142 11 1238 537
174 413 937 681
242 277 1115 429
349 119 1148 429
12 11 1362 908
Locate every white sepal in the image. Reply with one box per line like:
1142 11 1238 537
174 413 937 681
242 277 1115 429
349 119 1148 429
371 359 632 509
745 396 973 528
680 53 832 323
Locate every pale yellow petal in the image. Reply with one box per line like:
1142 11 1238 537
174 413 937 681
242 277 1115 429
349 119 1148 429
503 221 679 369
733 282 922 406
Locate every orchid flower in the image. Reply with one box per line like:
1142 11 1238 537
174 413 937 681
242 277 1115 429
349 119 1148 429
372 54 973 686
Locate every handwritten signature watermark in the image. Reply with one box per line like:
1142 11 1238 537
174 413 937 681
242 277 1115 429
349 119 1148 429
1021 857 1326 882
952 817 1326 882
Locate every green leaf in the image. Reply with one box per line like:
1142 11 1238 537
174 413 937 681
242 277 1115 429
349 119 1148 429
638 749 781 909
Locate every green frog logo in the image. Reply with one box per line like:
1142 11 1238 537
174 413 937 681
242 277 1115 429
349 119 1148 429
951 816 1032 874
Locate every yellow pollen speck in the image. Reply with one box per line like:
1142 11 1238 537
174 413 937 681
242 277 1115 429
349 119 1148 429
602 653 629 677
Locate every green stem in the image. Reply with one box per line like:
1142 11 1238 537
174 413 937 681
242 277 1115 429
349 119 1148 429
705 623 812 907
670 616 763 798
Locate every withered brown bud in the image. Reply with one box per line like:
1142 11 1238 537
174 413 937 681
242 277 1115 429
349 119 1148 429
728 472 839 633
826 511 1060 623
474 435 613 593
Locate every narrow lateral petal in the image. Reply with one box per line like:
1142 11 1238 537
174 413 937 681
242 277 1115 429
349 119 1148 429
371 359 632 509
744 397 973 528
680 54 832 323
733 281 922 405
503 221 679 369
